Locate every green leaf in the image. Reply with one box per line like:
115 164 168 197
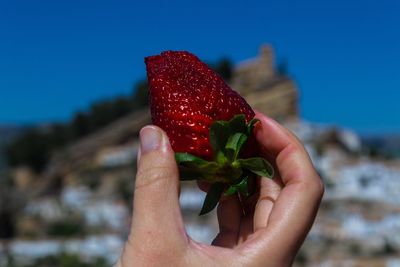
223 176 249 196
225 133 248 161
175 153 219 181
175 153 211 166
224 185 238 196
228 114 247 134
227 165 243 181
215 150 228 165
247 118 260 135
209 114 255 161
236 157 274 178
199 183 225 215
209 121 230 156
236 176 249 196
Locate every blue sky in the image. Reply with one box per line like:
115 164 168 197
1 0 399 134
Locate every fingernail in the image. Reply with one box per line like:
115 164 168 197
139 126 164 155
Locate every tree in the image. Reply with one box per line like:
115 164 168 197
210 58 233 82
70 112 90 139
132 79 149 108
6 129 52 172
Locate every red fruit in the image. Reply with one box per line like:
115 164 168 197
145 51 255 160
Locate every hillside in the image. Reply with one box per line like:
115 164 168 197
0 126 23 169
2 45 399 267
361 134 400 158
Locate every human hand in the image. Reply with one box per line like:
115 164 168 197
116 112 324 267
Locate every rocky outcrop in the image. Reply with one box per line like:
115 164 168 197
231 45 298 121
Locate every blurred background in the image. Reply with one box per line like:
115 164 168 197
1 0 400 266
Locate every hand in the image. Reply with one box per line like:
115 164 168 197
116 112 324 267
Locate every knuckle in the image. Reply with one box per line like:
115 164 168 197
307 175 325 200
135 166 174 191
276 142 296 167
315 177 325 198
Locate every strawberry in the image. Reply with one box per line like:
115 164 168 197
145 51 255 160
145 51 273 215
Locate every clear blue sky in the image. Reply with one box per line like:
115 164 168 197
1 0 399 134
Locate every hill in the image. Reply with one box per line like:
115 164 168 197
361 134 400 158
0 126 24 169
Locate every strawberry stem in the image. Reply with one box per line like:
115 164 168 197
175 114 274 215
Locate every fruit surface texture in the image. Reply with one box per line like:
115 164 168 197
145 51 255 160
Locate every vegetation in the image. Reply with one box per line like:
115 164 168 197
46 216 86 237
209 57 233 81
0 171 23 239
5 58 233 173
5 80 149 172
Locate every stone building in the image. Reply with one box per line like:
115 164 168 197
231 45 298 121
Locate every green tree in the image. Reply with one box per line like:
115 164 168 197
6 129 52 172
132 79 149 108
210 58 233 82
70 112 90 139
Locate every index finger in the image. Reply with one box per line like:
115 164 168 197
241 113 324 262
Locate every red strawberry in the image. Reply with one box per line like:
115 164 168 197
145 51 255 160
144 51 273 215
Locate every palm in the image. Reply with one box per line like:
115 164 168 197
118 113 323 267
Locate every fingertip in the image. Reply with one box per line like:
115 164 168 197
254 110 276 125
253 114 290 157
138 125 172 160
135 125 178 201
254 113 282 135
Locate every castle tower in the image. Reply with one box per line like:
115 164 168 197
258 44 275 79
231 44 299 121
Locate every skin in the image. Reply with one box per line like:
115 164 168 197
115 112 324 267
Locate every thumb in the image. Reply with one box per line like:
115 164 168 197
130 126 186 245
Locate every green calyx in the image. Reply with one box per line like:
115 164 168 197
175 114 274 215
